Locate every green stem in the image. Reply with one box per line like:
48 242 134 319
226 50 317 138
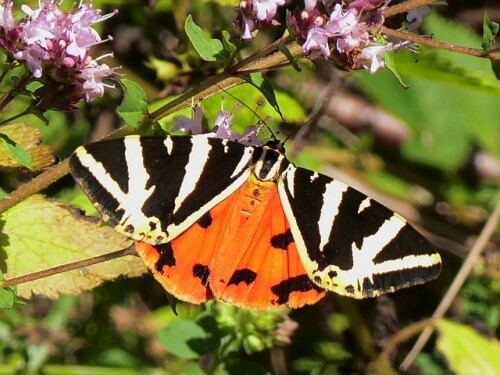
0 108 31 126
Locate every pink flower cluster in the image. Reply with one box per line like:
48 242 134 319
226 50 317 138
237 0 428 74
0 0 116 105
173 105 263 146
238 0 285 40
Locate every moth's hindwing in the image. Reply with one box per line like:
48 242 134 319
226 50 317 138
69 135 256 244
278 165 442 299
135 177 325 309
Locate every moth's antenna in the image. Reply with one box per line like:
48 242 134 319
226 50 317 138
215 85 280 142
216 85 267 124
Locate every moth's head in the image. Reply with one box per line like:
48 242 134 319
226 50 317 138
263 139 285 154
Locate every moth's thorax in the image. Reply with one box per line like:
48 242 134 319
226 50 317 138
240 173 277 220
252 146 289 182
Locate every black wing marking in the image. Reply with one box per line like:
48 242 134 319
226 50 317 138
278 164 442 299
70 135 258 244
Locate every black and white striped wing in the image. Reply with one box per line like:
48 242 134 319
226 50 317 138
278 165 442 299
69 135 256 244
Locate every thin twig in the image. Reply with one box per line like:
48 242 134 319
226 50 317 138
1 246 136 288
400 198 500 371
381 26 500 60
292 76 344 156
383 0 442 18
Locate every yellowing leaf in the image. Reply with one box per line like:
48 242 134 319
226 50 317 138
1 195 147 299
437 319 500 375
0 123 55 170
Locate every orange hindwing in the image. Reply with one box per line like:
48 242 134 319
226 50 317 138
135 176 325 309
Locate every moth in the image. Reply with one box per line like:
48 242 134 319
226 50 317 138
69 135 442 309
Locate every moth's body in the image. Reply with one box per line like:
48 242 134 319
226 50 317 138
70 135 441 309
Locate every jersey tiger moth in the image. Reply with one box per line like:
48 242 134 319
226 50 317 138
69 135 442 309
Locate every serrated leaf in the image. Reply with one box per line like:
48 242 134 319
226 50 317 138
117 79 149 129
437 319 500 375
245 73 283 118
0 124 54 170
0 288 14 309
482 13 499 52
1 195 146 299
185 15 224 62
158 319 213 359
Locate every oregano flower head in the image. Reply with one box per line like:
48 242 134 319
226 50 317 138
0 0 117 107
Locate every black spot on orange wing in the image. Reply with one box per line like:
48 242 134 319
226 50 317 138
270 228 293 250
197 211 213 229
193 264 210 286
227 269 257 286
155 243 175 271
271 275 323 305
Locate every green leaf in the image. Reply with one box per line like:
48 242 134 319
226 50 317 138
384 50 407 88
185 15 224 62
279 45 301 72
0 288 14 309
245 73 283 118
0 195 146 299
0 123 54 170
221 30 237 58
437 319 500 375
117 79 149 129
0 133 33 169
157 319 213 359
481 13 499 51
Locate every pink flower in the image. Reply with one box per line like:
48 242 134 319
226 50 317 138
254 0 285 22
0 1 14 30
79 59 115 101
173 105 264 146
213 109 237 139
237 0 285 40
349 0 386 12
173 106 204 134
359 43 393 73
1 1 116 104
303 27 331 56
407 6 430 31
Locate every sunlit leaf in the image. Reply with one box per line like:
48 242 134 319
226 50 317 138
0 123 54 170
437 319 500 375
1 195 146 299
117 79 149 129
185 15 224 62
0 288 14 309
